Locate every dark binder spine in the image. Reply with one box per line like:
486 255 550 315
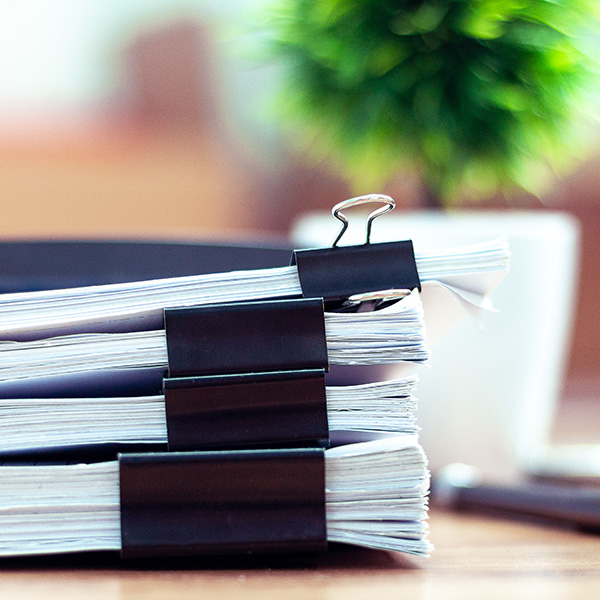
164 297 328 377
119 448 327 558
164 369 329 450
291 240 421 307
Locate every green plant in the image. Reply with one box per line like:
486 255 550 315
264 0 600 203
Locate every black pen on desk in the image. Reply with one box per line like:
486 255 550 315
433 463 600 532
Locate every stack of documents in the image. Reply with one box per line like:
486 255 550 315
0 199 509 560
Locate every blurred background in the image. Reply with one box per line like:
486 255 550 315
0 1 598 446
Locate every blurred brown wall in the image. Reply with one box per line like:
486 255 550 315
0 21 267 242
553 156 600 384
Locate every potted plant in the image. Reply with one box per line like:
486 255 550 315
262 0 599 205
260 0 600 479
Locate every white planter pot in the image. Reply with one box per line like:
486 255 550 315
293 210 580 481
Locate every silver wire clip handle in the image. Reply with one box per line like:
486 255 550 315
331 194 395 247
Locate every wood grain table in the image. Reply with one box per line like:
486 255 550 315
0 508 598 600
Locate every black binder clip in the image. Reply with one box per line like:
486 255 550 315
163 369 329 450
164 297 328 378
119 448 327 558
291 194 421 309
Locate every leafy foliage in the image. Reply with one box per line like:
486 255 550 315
264 0 600 202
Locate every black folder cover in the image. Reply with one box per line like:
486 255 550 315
0 240 292 292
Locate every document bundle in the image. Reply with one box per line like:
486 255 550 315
0 195 509 560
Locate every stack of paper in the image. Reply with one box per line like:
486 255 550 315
0 231 509 559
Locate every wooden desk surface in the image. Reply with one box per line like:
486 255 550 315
0 509 598 600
